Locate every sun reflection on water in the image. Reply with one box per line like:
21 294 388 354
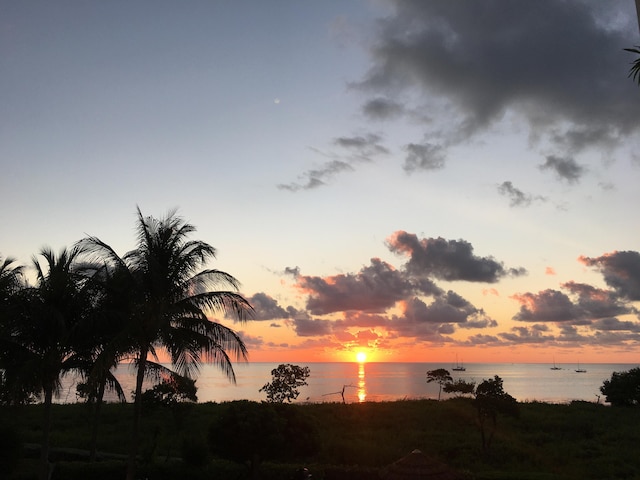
358 362 366 402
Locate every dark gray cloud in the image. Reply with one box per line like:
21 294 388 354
356 0 638 171
336 311 389 329
403 295 467 324
297 257 440 315
284 266 301 278
591 317 640 333
499 325 555 344
387 230 527 282
362 97 405 120
333 133 389 159
277 160 353 192
403 142 446 172
562 281 634 318
580 250 640 301
511 284 634 326
248 292 292 320
386 311 451 341
539 155 586 184
512 289 585 323
402 291 497 328
497 181 546 207
291 318 333 337
278 133 389 191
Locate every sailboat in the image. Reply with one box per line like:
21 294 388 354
452 355 466 371
575 361 586 373
550 357 561 370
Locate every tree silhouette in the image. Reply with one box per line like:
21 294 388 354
426 368 452 401
0 255 31 405
600 367 640 406
0 247 93 480
79 207 253 480
443 378 476 398
260 364 310 403
475 375 518 451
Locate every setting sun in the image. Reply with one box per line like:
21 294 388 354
356 351 367 363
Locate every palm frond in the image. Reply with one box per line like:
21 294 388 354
180 290 255 322
625 46 640 85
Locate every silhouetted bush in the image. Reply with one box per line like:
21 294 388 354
600 367 640 406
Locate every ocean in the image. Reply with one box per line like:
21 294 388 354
56 362 639 405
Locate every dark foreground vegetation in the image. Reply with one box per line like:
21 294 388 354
2 398 640 480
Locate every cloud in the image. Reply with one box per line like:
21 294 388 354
562 281 633 319
590 317 640 333
284 266 301 278
512 289 585 323
539 155 586 184
497 181 546 207
237 331 266 349
356 0 638 170
336 311 390 329
278 132 389 191
362 97 405 120
277 160 353 191
387 230 527 282
291 317 333 337
402 295 468 324
333 133 389 159
248 292 292 320
296 257 439 315
579 250 640 301
499 325 555 344
403 142 446 172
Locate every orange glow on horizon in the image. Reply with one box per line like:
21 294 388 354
144 343 640 366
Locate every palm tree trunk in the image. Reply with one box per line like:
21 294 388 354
89 379 106 462
39 387 53 480
126 350 147 480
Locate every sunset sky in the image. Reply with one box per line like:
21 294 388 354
2 1 640 365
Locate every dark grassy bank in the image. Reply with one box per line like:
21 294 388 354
2 398 640 479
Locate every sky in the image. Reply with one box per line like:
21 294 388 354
2 1 640 365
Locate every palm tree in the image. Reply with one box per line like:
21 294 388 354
72 303 127 462
0 255 28 405
79 207 253 480
0 255 24 300
625 46 640 85
0 246 92 480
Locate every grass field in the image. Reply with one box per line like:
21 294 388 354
2 398 640 479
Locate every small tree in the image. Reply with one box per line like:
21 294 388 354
443 378 476 398
475 375 518 451
426 368 452 401
600 367 640 406
260 364 310 403
141 373 198 406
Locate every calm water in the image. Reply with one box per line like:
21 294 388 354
56 362 638 405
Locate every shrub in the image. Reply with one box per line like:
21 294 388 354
600 367 640 406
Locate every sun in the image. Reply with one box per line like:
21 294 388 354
356 351 367 363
